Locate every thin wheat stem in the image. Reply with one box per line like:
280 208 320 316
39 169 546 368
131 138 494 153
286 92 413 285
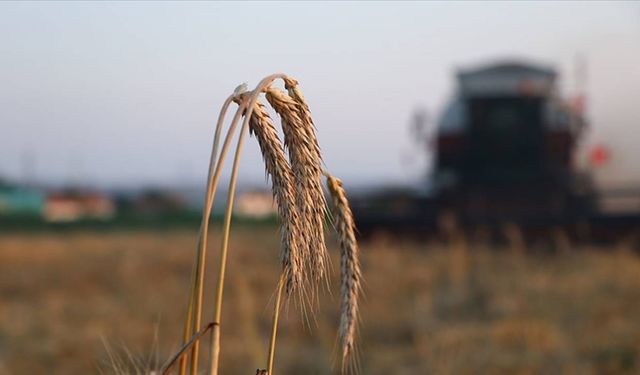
186 97 249 374
266 274 284 375
208 73 288 375
188 96 249 375
162 322 217 375
178 279 195 375
180 94 234 375
207 114 247 375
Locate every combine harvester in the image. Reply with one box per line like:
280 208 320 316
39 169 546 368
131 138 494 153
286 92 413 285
354 59 640 243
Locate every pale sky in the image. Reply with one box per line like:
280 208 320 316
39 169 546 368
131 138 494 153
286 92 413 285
1 2 639 189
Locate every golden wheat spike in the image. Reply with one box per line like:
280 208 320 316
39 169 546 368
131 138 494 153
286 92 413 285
265 87 329 290
248 99 303 293
325 173 362 372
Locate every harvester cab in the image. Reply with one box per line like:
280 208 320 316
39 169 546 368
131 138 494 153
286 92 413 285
434 60 592 222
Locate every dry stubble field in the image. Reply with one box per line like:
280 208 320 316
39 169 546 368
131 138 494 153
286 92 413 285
1 227 640 375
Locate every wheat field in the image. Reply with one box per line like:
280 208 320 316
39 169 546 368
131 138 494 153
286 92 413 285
1 228 640 374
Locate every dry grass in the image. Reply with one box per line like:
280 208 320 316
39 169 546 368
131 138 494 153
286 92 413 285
2 229 640 374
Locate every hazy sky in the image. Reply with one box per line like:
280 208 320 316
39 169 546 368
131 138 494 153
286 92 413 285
1 2 639 189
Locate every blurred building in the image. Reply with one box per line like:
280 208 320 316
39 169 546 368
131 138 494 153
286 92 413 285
44 191 116 222
235 191 276 219
0 181 44 217
123 189 189 216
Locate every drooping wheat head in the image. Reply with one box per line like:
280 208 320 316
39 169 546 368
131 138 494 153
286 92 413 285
325 173 362 372
265 87 329 289
283 78 319 153
247 99 303 293
282 77 329 283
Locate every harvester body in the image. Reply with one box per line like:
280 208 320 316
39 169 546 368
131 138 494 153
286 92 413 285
351 59 636 241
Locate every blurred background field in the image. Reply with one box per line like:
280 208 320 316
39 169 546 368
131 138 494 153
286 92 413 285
1 226 639 375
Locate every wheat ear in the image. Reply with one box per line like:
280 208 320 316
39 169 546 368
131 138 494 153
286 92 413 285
325 173 361 372
248 100 303 292
282 77 329 286
265 87 328 289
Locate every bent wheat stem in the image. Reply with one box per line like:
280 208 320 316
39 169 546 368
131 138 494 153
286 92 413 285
185 93 252 373
180 94 234 375
184 91 250 375
163 322 217 375
208 73 289 375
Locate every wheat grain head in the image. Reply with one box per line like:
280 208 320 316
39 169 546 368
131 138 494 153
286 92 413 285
283 78 319 153
325 173 361 372
282 78 328 284
265 87 328 289
248 99 303 293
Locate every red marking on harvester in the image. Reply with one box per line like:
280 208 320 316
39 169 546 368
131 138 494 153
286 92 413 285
590 144 610 168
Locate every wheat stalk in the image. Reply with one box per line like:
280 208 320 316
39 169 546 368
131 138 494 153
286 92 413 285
167 74 362 375
265 87 328 290
180 92 247 375
325 173 362 373
266 274 285 375
207 74 292 375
